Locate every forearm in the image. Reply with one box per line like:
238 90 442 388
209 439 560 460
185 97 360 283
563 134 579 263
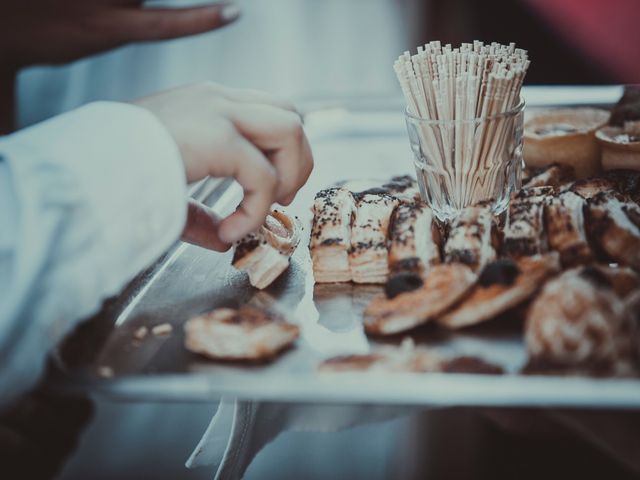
0 102 187 408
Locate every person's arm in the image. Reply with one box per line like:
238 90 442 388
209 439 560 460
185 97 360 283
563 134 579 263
0 83 313 409
0 101 187 407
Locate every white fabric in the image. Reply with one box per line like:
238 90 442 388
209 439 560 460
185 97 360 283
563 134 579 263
187 399 412 480
0 101 187 408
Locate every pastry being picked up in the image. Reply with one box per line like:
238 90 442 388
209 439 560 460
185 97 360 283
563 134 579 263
232 209 301 289
524 108 609 178
184 306 299 361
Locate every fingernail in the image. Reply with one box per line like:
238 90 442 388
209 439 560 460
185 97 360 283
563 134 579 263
221 3 241 22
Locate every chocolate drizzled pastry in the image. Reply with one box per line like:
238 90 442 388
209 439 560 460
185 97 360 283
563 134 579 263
388 201 441 277
443 204 497 272
438 254 560 330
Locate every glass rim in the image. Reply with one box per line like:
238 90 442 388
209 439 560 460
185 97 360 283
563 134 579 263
405 98 525 124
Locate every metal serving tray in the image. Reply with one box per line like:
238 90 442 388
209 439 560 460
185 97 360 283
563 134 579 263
53 86 640 409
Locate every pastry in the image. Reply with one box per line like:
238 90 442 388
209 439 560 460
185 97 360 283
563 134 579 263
438 254 560 329
523 108 610 178
310 188 356 283
232 209 301 289
544 191 593 266
502 187 553 258
349 193 398 283
184 306 299 361
585 192 640 270
443 203 497 272
388 201 441 277
363 264 476 335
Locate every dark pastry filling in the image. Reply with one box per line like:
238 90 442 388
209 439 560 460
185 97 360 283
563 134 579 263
534 123 578 136
579 266 612 289
478 259 520 287
384 272 424 299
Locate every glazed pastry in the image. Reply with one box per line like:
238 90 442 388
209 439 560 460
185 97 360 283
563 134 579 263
443 204 497 272
349 193 399 284
310 188 356 283
232 209 301 289
544 191 593 266
438 254 560 329
388 201 441 277
523 108 610 178
525 267 636 372
363 264 476 335
184 306 299 361
586 192 640 270
502 187 553 258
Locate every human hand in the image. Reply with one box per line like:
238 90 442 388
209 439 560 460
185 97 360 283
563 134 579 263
0 0 240 69
134 83 314 248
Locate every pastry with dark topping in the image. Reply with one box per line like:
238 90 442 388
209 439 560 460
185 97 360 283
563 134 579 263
310 188 356 283
544 190 593 266
388 201 441 277
364 264 476 335
596 121 640 172
525 267 637 375
585 192 640 270
502 187 552 258
443 204 497 272
349 193 398 284
523 163 575 190
438 254 560 330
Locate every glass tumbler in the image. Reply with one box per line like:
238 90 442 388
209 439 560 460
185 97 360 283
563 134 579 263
405 101 525 221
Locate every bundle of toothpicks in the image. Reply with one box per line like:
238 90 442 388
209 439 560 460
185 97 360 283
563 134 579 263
394 41 530 208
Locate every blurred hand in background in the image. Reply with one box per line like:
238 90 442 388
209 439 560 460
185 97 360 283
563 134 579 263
0 0 240 133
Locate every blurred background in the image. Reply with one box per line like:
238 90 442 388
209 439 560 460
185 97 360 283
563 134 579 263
17 0 638 127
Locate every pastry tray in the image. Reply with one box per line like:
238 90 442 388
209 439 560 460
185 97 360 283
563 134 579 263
52 86 640 408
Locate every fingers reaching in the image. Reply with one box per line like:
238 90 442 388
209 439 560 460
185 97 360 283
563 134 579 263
214 137 278 243
226 103 314 204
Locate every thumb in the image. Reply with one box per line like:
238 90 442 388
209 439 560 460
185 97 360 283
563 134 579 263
181 199 231 252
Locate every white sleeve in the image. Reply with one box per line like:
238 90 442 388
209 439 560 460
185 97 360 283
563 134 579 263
0 102 187 407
